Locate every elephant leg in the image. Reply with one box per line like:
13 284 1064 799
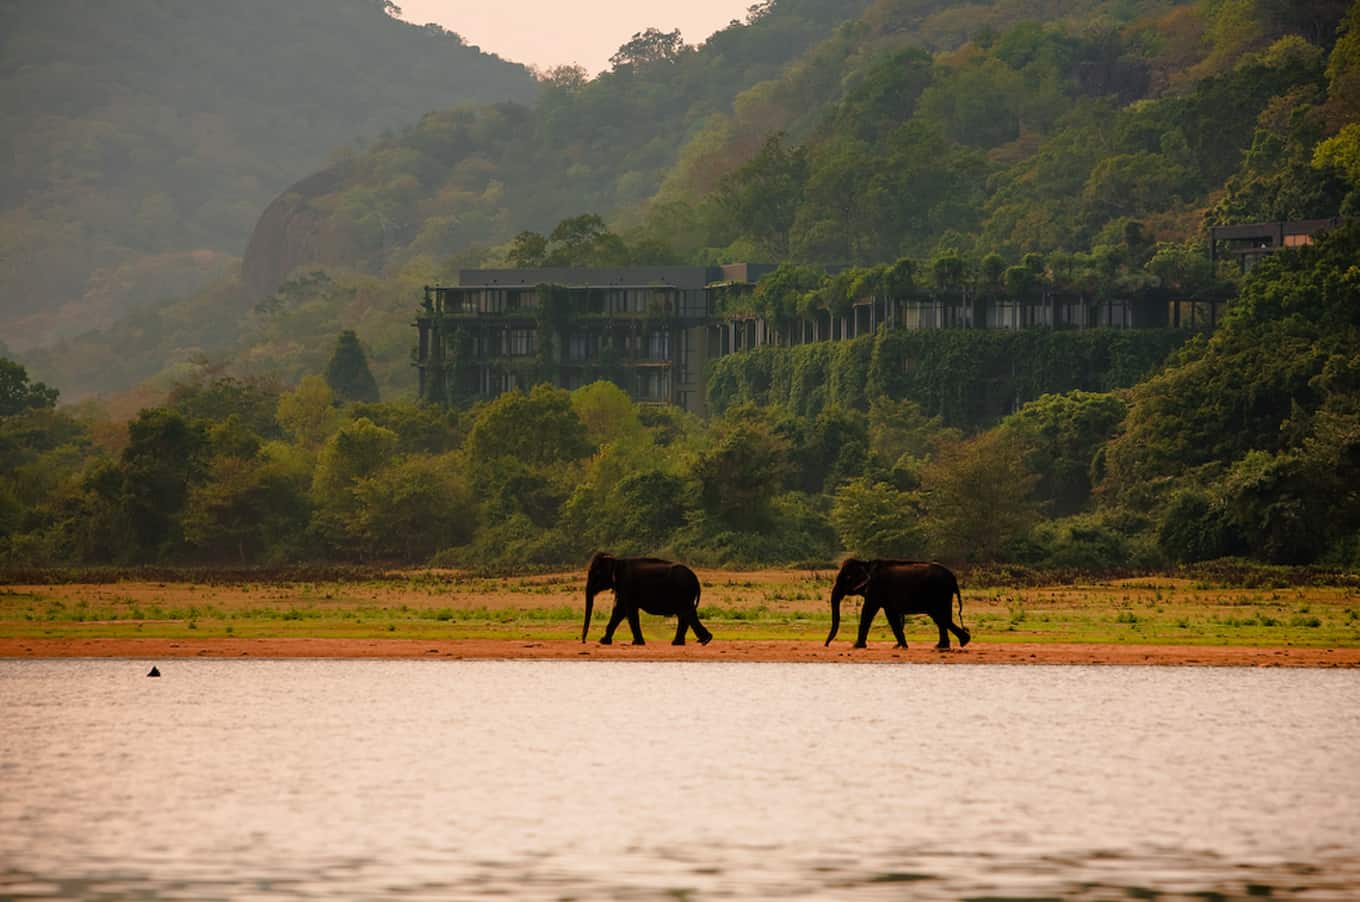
600 605 626 645
687 605 713 645
680 604 712 644
672 615 688 646
853 600 880 648
626 607 645 645
932 614 950 649
889 609 909 649
950 621 972 647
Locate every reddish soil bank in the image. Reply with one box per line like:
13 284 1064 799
2 638 1357 667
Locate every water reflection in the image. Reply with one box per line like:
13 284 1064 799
2 660 1358 900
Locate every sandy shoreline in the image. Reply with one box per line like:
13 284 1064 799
2 637 1357 667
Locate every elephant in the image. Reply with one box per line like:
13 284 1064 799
825 559 971 650
582 552 713 646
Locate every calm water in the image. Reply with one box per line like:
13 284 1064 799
2 660 1358 901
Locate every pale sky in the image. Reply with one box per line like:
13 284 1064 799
396 0 756 74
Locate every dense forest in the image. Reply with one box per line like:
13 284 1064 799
2 0 1358 571
2 222 1358 569
0 0 536 350
17 0 1358 404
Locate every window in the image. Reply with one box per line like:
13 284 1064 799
568 333 593 362
506 328 535 356
646 331 670 360
637 369 671 402
478 289 506 314
989 301 1020 329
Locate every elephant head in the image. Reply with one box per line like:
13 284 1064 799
825 558 873 646
583 552 617 642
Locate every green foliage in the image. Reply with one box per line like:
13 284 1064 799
1157 489 1239 563
1023 512 1152 570
716 134 809 259
1002 390 1128 515
831 477 927 558
324 331 381 404
466 384 592 470
691 405 794 532
349 453 476 561
310 416 399 549
0 358 58 416
182 451 311 563
1104 221 1360 505
4 1 1358 572
169 375 282 440
709 328 1184 428
121 408 209 556
276 376 340 449
0 0 537 348
920 429 1040 562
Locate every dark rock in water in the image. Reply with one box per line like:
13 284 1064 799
147 666 161 677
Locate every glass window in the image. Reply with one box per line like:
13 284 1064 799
507 328 535 356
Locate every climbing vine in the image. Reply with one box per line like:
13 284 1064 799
708 328 1188 428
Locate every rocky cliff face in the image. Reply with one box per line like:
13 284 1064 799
241 166 357 301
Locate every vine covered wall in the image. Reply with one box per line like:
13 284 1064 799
707 328 1188 427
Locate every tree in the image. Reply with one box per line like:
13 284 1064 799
690 406 792 530
182 454 310 563
120 408 208 556
324 331 380 403
507 230 548 266
544 214 628 266
1146 241 1219 295
276 376 339 449
717 133 808 258
610 28 687 70
921 429 1039 561
831 477 928 558
0 359 59 417
1002 391 1127 516
539 64 588 91
169 375 282 440
570 381 643 448
466 384 592 469
310 417 399 552
867 397 955 475
1315 123 1360 181
350 453 476 561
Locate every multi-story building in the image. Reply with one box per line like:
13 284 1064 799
415 265 773 415
413 257 1218 413
1209 218 1345 272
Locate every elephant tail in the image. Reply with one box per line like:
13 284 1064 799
955 585 966 628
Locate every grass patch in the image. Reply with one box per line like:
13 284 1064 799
2 571 1358 647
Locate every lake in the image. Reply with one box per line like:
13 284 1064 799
2 660 1358 900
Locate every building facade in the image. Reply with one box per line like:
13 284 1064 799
415 265 773 415
414 263 1187 414
1209 218 1344 272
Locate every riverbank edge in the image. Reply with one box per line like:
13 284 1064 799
2 638 1357 667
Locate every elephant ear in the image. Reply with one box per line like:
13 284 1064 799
588 550 611 571
849 560 873 593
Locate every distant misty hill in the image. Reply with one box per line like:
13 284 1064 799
0 0 537 349
20 0 1355 406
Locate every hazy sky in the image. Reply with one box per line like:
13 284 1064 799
396 0 755 74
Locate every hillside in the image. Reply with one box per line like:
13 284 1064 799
16 0 1359 406
19 0 874 400
238 0 874 299
2 222 1356 569
0 0 537 350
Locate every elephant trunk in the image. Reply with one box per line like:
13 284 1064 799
825 586 844 647
582 588 595 643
